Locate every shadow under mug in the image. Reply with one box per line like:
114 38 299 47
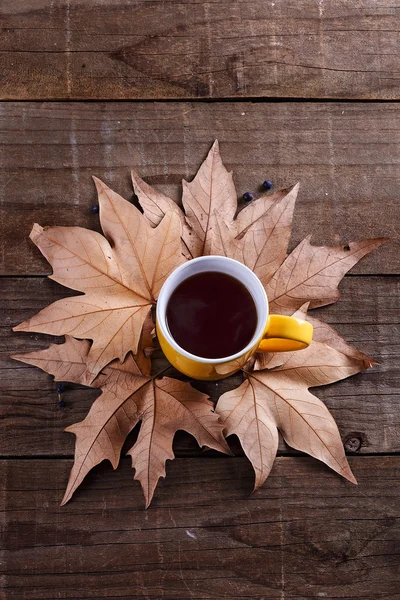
156 256 313 381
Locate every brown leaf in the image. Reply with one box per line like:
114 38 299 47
307 314 375 365
138 140 238 258
182 140 238 257
94 178 185 300
216 377 279 488
217 340 372 489
13 180 184 382
266 237 388 313
13 337 230 507
131 170 193 259
128 377 231 507
254 303 374 372
11 145 387 508
209 183 299 286
234 186 295 238
138 140 300 275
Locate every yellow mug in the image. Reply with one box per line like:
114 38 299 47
156 256 313 380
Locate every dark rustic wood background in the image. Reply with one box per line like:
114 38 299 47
1 2 399 599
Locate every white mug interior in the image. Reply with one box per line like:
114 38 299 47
156 255 269 363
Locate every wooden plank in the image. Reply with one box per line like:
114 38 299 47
2 1 400 100
0 102 397 275
1 275 399 457
1 456 399 599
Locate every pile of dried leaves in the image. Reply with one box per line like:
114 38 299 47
13 141 386 507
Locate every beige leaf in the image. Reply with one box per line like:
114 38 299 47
132 309 154 377
207 211 243 259
209 183 298 285
307 315 375 364
259 340 371 387
216 377 279 489
128 377 231 507
229 183 299 284
62 377 147 505
12 335 147 387
131 169 181 228
252 372 356 484
238 183 299 285
134 141 238 259
11 146 387 508
135 141 299 273
131 170 193 259
266 237 388 313
12 337 148 505
13 337 230 507
12 336 93 384
13 224 150 381
234 185 296 238
94 178 185 299
13 183 184 382
217 340 372 489
182 140 237 257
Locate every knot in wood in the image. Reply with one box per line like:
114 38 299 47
344 435 362 453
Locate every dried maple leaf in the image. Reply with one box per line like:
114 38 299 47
134 140 299 272
134 140 236 258
135 141 386 308
209 228 386 312
219 301 377 488
306 314 375 364
11 141 388 504
208 182 298 287
131 169 192 259
254 304 374 371
180 140 237 257
13 179 184 383
217 329 373 489
265 236 387 313
13 336 230 507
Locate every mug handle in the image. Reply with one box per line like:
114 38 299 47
257 315 313 353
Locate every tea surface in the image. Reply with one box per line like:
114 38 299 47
166 271 257 359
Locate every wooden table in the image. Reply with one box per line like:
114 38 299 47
1 2 400 599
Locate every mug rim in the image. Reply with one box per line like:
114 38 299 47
156 256 269 364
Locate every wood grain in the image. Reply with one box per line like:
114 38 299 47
2 0 399 594
1 456 399 599
0 102 397 276
2 275 399 457
2 0 400 100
